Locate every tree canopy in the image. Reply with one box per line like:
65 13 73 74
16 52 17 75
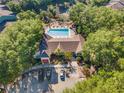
6 0 53 13
1 1 124 93
63 71 124 93
17 10 37 20
83 29 124 70
7 1 21 13
6 0 75 13
89 0 110 6
0 19 43 85
69 3 124 37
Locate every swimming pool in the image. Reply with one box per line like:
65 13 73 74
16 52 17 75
47 28 69 38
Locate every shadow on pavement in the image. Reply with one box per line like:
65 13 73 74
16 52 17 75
50 67 58 84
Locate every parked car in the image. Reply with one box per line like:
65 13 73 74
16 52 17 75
38 69 44 82
46 70 51 77
60 70 65 81
46 70 51 80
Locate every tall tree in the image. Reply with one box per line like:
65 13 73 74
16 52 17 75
0 19 43 92
7 1 21 13
89 0 110 6
69 3 124 37
83 29 124 70
63 71 124 93
17 10 37 20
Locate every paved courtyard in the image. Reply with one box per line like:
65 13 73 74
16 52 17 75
8 63 84 93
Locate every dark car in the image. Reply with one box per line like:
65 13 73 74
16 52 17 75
60 70 65 81
38 69 44 82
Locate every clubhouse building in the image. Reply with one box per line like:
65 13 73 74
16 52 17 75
34 22 85 63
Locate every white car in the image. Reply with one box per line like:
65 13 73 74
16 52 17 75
60 70 65 81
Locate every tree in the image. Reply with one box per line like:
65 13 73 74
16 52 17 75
21 0 41 12
83 29 124 70
54 48 65 61
113 23 124 36
6 0 53 13
89 0 110 6
64 52 73 61
7 1 21 13
63 71 124 93
117 58 124 70
47 5 57 18
38 11 52 22
17 10 37 20
0 19 43 92
20 0 52 13
69 3 124 37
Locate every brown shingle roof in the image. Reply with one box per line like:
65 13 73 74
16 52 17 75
48 37 80 42
45 34 85 55
106 0 124 9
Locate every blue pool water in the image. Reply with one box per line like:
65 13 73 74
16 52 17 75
47 28 69 37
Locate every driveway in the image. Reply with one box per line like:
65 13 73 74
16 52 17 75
52 78 84 93
8 62 85 93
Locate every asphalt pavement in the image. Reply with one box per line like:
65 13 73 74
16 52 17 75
8 62 84 93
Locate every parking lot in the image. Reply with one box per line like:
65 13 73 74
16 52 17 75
8 63 84 93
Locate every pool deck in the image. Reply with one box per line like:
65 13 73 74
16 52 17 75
42 22 85 55
44 22 75 38
45 27 73 38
